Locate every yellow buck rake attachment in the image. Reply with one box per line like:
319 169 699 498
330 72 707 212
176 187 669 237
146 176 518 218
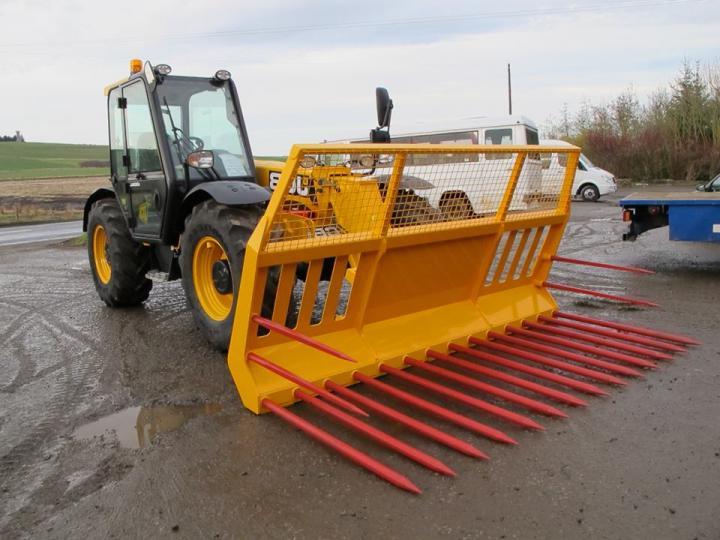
226 143 698 493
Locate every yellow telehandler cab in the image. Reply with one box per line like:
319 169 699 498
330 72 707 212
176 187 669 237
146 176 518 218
84 60 698 494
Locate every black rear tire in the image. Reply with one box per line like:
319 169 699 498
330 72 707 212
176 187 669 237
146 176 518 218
579 184 600 202
87 198 152 307
179 200 290 352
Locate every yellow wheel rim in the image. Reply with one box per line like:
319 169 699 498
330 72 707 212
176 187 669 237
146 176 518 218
92 225 112 284
192 236 233 321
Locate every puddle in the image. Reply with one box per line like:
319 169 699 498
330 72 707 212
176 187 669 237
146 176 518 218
73 403 222 449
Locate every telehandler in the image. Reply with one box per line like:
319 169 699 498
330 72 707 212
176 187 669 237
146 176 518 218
85 60 696 493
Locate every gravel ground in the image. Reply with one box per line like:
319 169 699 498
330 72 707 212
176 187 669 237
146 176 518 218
1 189 719 539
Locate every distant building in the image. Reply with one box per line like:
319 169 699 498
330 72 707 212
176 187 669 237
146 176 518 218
15 130 24 142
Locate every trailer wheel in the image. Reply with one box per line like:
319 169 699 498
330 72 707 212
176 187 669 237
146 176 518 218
179 200 290 351
579 183 600 202
87 199 152 307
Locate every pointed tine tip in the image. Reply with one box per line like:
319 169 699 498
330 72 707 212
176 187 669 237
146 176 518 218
524 417 545 431
489 427 519 445
397 477 423 495
468 446 490 460
545 406 569 419
324 394 369 418
439 463 457 477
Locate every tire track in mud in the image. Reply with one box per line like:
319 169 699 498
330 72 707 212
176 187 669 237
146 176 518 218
0 279 108 532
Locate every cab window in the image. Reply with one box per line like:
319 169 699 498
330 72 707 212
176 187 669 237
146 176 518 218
107 87 126 176
123 82 162 174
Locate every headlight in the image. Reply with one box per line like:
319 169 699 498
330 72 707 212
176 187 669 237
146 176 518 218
155 64 172 76
214 69 231 81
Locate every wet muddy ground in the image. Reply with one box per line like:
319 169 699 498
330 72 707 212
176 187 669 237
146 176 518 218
1 189 719 539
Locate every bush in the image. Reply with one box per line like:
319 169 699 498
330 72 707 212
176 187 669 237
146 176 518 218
545 61 720 182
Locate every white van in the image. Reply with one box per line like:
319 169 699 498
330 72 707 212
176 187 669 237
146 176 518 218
334 116 544 214
540 139 617 201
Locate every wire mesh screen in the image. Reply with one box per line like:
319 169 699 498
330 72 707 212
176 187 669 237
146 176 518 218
263 146 575 252
507 152 568 218
388 153 512 232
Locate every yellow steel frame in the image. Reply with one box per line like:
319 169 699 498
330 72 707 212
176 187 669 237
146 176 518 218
228 144 580 413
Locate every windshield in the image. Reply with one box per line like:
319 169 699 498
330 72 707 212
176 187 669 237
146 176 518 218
155 77 251 180
580 153 594 169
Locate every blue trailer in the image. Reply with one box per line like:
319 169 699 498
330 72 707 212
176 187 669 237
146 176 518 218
619 191 720 242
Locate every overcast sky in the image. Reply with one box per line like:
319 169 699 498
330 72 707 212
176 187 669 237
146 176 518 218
1 0 718 154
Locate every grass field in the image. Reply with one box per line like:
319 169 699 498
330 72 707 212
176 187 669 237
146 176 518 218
0 141 287 223
0 142 287 181
0 142 109 180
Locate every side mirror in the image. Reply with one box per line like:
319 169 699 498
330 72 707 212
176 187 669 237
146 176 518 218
376 87 393 129
186 150 214 169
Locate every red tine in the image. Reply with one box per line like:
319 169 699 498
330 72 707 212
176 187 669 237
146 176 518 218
326 381 488 459
262 398 421 494
550 255 654 275
505 325 657 369
247 353 368 417
251 315 357 363
488 331 644 377
554 311 700 346
379 364 544 431
427 349 587 407
450 343 607 396
404 357 567 418
524 320 672 361
544 281 659 308
472 338 627 386
353 372 517 445
294 389 456 476
542 315 685 353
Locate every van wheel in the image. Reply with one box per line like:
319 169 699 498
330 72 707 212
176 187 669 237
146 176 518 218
579 184 600 202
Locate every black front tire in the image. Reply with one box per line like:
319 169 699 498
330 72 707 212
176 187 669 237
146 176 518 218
179 200 289 352
87 198 152 307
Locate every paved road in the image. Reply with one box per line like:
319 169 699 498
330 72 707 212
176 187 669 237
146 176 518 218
0 220 82 247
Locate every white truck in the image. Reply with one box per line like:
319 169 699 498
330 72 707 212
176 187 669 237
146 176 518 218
540 139 617 201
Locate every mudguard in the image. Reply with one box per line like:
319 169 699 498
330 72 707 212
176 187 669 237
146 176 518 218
180 181 271 217
83 187 115 231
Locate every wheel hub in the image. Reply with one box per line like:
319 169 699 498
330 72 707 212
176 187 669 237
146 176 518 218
212 259 232 294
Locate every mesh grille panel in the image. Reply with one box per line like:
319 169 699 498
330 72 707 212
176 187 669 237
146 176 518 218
264 146 573 251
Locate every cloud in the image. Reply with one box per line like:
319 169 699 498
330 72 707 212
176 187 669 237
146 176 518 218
0 0 717 154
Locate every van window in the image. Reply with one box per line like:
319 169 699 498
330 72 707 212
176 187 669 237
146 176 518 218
393 131 479 165
484 128 512 145
484 128 512 160
525 128 539 145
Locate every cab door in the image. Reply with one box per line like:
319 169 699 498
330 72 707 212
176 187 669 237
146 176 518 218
107 86 130 215
121 80 167 238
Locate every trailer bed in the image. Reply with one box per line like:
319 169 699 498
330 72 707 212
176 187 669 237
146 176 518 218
620 191 720 242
